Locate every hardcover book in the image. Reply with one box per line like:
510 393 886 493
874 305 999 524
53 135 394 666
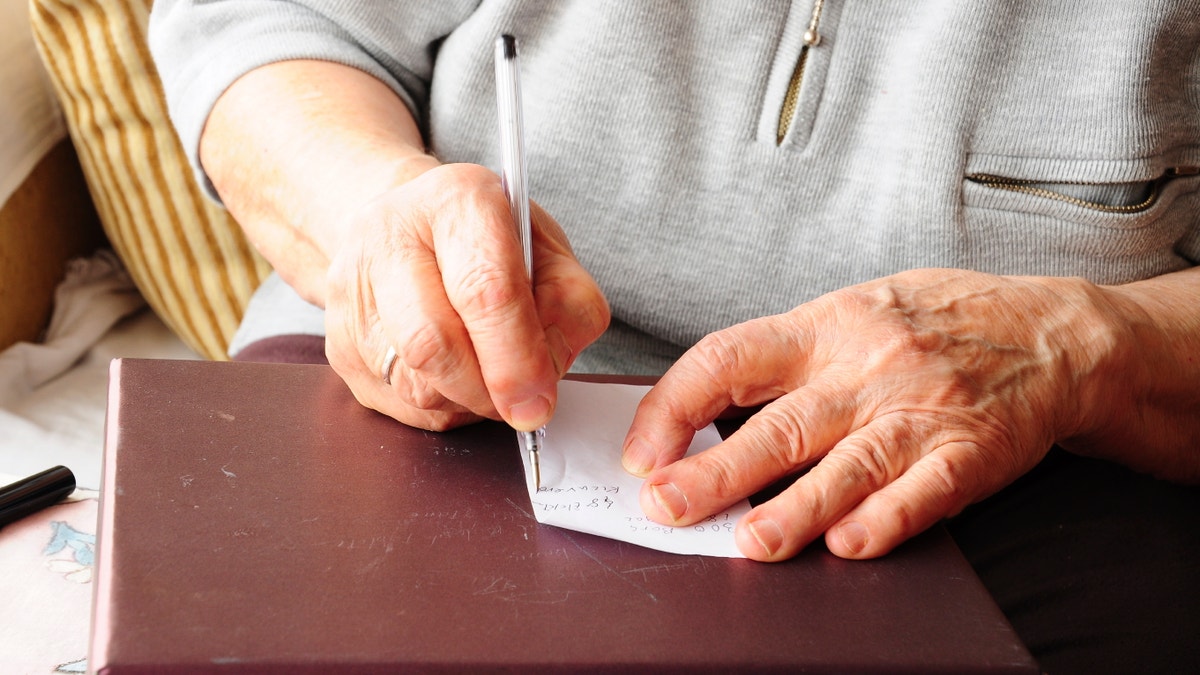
91 358 1036 673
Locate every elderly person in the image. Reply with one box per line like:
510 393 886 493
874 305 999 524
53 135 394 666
151 3 1200 671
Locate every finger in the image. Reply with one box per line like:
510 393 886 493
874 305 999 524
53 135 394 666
324 309 481 430
322 177 498 423
335 181 498 419
380 233 497 416
634 380 858 527
528 202 610 376
824 440 1034 559
622 314 815 476
427 165 560 431
369 359 483 431
368 366 483 431
732 416 928 562
386 357 475 418
382 364 483 430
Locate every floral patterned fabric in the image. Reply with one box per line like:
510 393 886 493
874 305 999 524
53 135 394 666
0 489 98 673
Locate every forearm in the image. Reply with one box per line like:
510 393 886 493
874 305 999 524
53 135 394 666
199 59 440 306
1068 265 1200 482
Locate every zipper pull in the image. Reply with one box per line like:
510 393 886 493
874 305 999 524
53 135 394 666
1167 166 1199 177
804 0 827 46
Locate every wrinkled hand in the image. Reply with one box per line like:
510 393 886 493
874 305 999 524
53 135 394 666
325 163 610 431
622 268 1118 561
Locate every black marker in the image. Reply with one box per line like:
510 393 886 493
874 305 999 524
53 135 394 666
0 465 76 529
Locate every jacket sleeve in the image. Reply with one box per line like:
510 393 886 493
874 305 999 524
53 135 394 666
148 0 480 196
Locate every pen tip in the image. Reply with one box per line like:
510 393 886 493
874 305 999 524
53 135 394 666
521 429 541 489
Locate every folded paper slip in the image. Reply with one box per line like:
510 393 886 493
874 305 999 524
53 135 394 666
91 359 1038 673
519 379 752 557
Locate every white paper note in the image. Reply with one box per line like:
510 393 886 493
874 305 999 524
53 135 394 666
519 380 751 557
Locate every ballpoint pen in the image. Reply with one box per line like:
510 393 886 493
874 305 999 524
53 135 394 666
495 34 544 489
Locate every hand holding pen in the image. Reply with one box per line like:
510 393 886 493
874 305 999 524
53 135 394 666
322 40 609 443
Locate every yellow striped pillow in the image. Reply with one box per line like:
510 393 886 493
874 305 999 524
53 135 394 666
30 0 272 361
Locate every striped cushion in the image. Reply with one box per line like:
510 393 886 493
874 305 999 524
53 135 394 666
30 0 272 360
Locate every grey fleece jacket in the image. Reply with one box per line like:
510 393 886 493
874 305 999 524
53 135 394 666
150 1 1200 374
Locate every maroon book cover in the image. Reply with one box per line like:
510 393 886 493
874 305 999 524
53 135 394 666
91 358 1036 673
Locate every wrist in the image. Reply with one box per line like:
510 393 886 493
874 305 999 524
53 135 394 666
1049 278 1144 443
1055 275 1200 480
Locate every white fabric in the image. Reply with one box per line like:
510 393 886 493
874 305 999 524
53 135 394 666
0 0 66 206
0 251 144 408
0 250 199 488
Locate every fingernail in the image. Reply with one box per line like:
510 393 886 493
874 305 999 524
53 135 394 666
622 437 654 476
837 521 869 555
649 483 688 523
509 395 552 431
748 519 784 558
545 324 572 377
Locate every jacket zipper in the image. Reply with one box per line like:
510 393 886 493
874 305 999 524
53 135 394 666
965 166 1200 213
776 0 826 145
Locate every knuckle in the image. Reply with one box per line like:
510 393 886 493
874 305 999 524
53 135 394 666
739 405 811 473
912 450 973 510
873 490 921 537
687 331 755 395
554 284 611 343
828 434 894 490
405 373 447 411
867 462 962 543
691 331 745 373
388 364 447 411
451 265 526 321
396 321 459 376
696 452 748 502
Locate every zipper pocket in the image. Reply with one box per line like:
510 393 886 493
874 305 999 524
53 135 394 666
965 166 1199 214
776 45 814 144
775 0 827 146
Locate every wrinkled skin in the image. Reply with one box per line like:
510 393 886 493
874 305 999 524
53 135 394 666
621 268 1186 560
325 163 610 432
201 60 1200 564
